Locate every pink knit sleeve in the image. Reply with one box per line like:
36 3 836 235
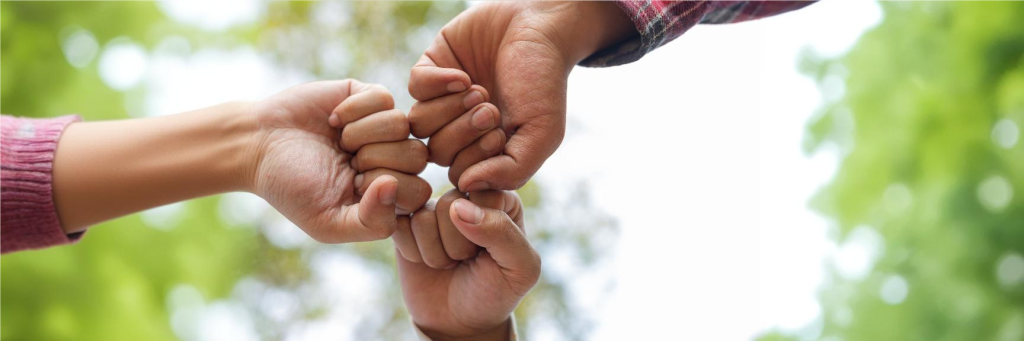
1 114 83 254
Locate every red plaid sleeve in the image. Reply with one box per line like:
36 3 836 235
581 1 816 67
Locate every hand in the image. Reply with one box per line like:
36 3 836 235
407 1 635 191
249 80 431 243
393 190 540 340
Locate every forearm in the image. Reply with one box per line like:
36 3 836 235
52 102 259 233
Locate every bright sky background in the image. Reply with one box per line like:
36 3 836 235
94 1 884 340
547 1 882 339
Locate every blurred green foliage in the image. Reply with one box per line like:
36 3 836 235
2 3 257 340
763 2 1024 340
1 2 617 340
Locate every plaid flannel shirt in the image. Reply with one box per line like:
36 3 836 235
582 0 816 67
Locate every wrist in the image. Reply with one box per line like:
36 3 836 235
546 1 636 64
216 101 262 193
153 101 260 194
419 318 511 341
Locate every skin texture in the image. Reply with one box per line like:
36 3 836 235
394 190 540 341
53 79 430 243
408 1 636 191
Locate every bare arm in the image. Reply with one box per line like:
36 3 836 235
52 102 258 233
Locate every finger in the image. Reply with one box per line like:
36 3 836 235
410 201 456 269
322 175 398 243
435 189 479 261
449 129 505 187
393 216 422 263
458 117 564 191
340 109 411 152
408 36 471 101
408 85 489 138
428 103 500 166
449 197 540 289
469 190 524 228
355 169 432 213
408 65 471 101
330 83 395 128
351 139 429 175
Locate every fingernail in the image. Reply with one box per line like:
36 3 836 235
463 91 484 109
379 181 397 206
479 130 501 152
328 114 341 127
444 262 458 270
465 182 490 192
354 174 364 188
453 199 483 224
471 106 495 131
446 81 466 93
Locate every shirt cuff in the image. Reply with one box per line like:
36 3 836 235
579 0 713 67
413 315 518 341
1 114 83 254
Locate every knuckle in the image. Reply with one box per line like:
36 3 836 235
397 216 412 230
510 176 530 190
387 108 409 122
410 140 429 162
423 256 451 270
427 143 452 166
308 231 328 243
528 250 542 281
411 207 436 229
368 223 396 240
447 167 462 188
397 249 417 263
407 104 440 139
352 152 367 171
415 199 438 216
411 179 433 209
408 102 426 120
340 136 357 152
449 245 478 261
410 219 429 235
308 229 339 244
432 140 460 166
506 190 522 202
335 100 355 118
407 78 418 96
409 121 429 139
438 189 464 208
352 148 372 166
388 113 411 137
404 253 424 264
373 87 395 109
505 192 524 217
398 122 411 138
364 168 386 180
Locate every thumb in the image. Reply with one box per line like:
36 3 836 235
458 118 565 192
332 175 399 242
448 198 540 285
